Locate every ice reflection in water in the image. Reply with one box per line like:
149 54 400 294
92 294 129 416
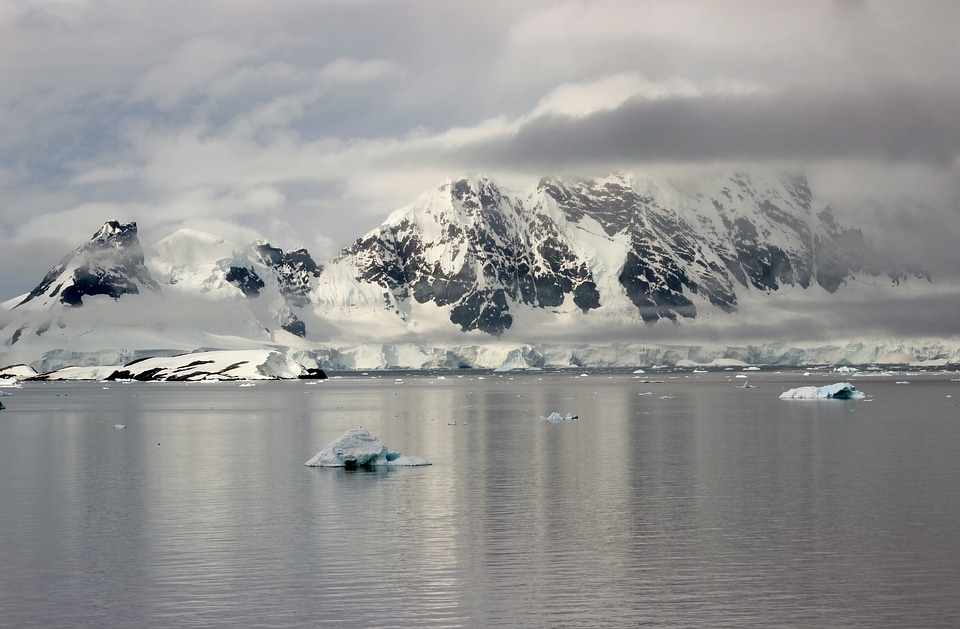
0 373 958 627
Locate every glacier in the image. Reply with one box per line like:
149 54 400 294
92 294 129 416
4 339 960 380
29 349 305 382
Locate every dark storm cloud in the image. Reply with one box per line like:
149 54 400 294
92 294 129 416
453 83 960 171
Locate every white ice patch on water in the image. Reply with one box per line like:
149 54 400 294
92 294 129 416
304 428 431 467
779 382 865 400
540 412 578 422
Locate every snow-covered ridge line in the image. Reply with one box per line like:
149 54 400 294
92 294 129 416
24 349 315 382
308 339 960 370
0 169 948 375
3 338 957 381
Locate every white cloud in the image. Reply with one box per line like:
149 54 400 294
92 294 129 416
132 39 249 110
531 73 772 118
317 57 402 84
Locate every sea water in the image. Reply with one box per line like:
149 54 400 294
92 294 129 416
0 371 958 627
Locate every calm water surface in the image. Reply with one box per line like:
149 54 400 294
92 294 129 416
1 371 958 627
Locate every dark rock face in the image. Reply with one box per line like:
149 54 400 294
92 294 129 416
254 244 322 307
540 175 737 323
337 172 922 336
223 242 322 337
16 221 158 308
342 177 602 336
225 266 265 298
224 243 323 308
281 314 306 338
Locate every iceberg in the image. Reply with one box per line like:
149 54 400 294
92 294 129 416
539 412 578 422
779 382 865 400
304 428 431 468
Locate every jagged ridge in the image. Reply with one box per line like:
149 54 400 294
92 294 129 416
335 171 926 335
16 221 158 309
1 170 932 369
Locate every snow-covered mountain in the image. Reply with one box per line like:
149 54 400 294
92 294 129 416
0 171 952 374
14 220 159 312
1 223 323 372
314 170 927 340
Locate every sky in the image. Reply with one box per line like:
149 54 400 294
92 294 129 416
1 0 959 304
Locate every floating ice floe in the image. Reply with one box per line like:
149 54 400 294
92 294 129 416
779 382 865 400
0 378 22 388
304 428 431 468
113 424 125 429
540 412 578 422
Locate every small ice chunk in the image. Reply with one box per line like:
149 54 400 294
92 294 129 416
779 382 865 400
113 424 126 429
539 412 577 422
304 428 430 467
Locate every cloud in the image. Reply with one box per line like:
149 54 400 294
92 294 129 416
445 81 960 171
132 39 250 110
318 57 402 84
1 0 959 338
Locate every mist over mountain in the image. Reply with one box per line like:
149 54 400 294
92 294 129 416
1 170 955 373
335 170 927 336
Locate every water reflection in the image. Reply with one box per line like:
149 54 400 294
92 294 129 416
0 375 958 627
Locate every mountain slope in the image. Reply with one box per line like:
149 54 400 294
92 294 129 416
1 224 324 369
15 221 158 311
0 170 940 372
320 171 926 337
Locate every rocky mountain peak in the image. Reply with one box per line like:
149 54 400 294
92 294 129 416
89 220 141 249
334 171 927 334
15 220 158 310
